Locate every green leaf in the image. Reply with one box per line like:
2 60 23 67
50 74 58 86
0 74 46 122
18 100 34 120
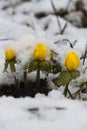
56 71 71 86
3 60 9 73
28 60 39 72
40 60 51 72
3 59 16 73
50 59 62 74
52 62 62 74
10 61 16 73
70 70 80 79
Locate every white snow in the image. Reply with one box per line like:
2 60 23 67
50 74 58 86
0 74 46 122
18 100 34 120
0 0 87 130
0 91 87 130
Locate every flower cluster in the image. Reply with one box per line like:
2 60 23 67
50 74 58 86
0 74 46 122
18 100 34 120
3 35 81 98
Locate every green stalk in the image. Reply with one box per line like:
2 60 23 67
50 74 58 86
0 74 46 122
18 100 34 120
64 84 69 97
12 75 20 95
14 76 19 90
36 62 40 90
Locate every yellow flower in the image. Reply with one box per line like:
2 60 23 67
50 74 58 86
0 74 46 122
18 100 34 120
5 46 15 60
64 51 80 70
33 43 47 61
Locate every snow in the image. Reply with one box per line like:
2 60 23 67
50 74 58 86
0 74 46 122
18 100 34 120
0 91 87 130
15 0 69 14
0 0 87 130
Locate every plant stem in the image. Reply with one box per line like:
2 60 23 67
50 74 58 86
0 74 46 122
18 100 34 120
12 76 20 95
14 76 19 89
64 84 69 97
36 62 40 90
24 70 28 87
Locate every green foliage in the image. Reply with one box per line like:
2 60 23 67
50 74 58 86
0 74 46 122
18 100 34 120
9 60 16 73
56 70 80 87
57 71 71 86
51 59 62 74
3 60 9 73
28 59 51 73
70 70 80 79
40 60 51 72
3 59 16 73
28 60 39 72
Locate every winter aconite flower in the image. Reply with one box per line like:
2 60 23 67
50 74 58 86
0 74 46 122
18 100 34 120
5 46 15 60
3 46 16 73
64 51 80 70
33 43 47 61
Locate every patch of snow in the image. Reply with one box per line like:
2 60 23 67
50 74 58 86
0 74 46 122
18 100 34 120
0 93 87 130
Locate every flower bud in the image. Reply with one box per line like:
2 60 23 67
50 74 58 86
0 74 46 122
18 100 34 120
33 43 47 61
5 46 15 60
64 51 80 70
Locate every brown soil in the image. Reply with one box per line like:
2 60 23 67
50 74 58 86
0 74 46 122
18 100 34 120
0 79 52 98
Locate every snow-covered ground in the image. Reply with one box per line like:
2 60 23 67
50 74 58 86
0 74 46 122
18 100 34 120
0 0 87 130
0 91 87 130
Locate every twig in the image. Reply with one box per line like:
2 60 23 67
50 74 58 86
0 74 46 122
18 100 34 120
51 0 68 34
83 67 87 73
51 0 61 32
55 39 73 48
61 22 68 34
69 86 86 99
67 88 74 99
82 44 87 65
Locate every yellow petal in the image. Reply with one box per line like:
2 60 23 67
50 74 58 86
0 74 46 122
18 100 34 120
5 46 15 60
33 43 47 61
64 51 80 70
